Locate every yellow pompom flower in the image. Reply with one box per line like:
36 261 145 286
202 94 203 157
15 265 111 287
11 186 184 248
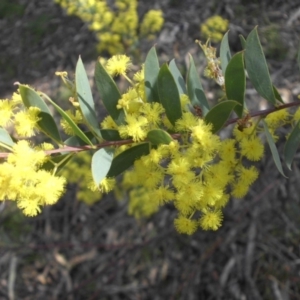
239 136 264 161
201 15 229 43
237 165 259 186
265 109 289 129
174 215 198 235
151 186 174 205
199 209 223 231
167 157 191 176
293 107 300 123
233 123 256 141
133 65 145 82
118 114 148 142
139 102 165 126
140 10 164 37
0 99 15 127
0 140 66 216
175 112 198 132
14 107 41 137
101 115 118 129
219 139 236 162
105 55 132 76
231 180 249 198
98 177 116 193
180 94 190 111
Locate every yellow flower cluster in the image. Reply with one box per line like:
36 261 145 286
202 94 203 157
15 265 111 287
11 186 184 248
265 108 290 141
54 0 164 55
201 15 229 43
0 94 40 138
98 55 264 234
0 140 65 216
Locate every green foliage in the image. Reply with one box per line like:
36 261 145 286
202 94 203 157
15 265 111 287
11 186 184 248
54 0 164 55
0 0 25 18
1 27 300 234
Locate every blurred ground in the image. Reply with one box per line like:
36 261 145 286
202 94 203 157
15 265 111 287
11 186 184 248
1 0 300 299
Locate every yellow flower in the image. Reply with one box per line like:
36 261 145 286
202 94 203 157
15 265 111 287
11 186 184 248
139 102 165 126
265 109 289 129
199 209 223 231
201 16 229 43
118 114 148 142
140 10 164 37
14 107 41 137
239 136 264 161
105 55 132 76
174 215 198 235
175 112 198 132
0 99 15 127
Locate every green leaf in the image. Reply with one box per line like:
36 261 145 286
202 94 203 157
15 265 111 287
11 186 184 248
169 59 187 95
95 60 125 125
273 86 284 104
107 143 150 177
100 129 122 141
157 64 182 125
245 27 276 104
204 100 239 133
239 34 246 49
262 120 286 177
187 54 210 116
284 120 300 170
19 85 62 144
43 94 94 146
220 31 231 74
91 148 114 184
147 129 173 145
225 52 245 117
0 128 14 147
76 56 101 137
144 47 160 102
64 132 96 147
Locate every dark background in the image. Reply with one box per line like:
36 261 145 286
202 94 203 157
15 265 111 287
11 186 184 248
0 0 300 299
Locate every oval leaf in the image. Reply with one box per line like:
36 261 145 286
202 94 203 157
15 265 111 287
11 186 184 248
76 57 101 137
245 27 276 104
92 148 114 185
225 51 245 117
144 47 160 103
157 64 182 125
284 120 300 170
187 54 210 116
239 34 246 49
19 85 62 144
42 93 94 146
147 129 173 145
95 60 125 125
0 128 14 147
64 132 97 147
169 59 187 95
204 100 239 133
107 143 150 177
220 31 231 74
262 120 286 177
100 129 122 141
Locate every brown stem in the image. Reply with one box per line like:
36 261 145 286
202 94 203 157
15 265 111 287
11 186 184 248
1 102 299 159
